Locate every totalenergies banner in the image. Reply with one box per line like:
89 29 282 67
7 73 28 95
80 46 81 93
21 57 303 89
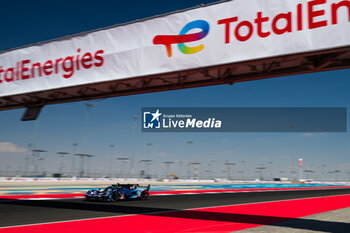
0 0 349 97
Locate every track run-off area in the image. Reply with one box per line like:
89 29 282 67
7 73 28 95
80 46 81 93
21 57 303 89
0 183 350 232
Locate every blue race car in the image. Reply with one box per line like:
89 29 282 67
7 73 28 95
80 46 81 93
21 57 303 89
85 183 150 202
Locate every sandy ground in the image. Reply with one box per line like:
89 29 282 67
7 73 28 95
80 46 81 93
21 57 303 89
237 207 350 233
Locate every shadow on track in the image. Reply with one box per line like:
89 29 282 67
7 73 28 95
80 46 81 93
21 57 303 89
159 209 350 233
1 198 349 233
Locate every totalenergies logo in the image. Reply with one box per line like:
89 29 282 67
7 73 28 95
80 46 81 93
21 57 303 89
153 20 210 57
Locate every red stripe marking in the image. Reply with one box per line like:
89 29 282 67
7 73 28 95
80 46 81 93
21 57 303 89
0 194 349 232
1 186 349 200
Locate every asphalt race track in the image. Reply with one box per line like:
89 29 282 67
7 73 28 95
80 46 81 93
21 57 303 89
1 188 350 228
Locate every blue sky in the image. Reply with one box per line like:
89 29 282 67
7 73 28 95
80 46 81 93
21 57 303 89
0 0 349 180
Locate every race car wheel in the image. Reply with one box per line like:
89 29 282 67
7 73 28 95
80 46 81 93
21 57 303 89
139 191 148 200
111 192 119 201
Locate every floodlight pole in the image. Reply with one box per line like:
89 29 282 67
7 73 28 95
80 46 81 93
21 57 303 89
191 162 201 180
163 161 174 178
86 154 93 177
30 119 40 176
187 141 194 179
32 149 47 176
38 157 45 176
256 166 267 180
117 158 130 178
177 160 184 179
225 161 235 180
25 144 32 176
108 144 115 177
71 143 78 177
83 103 94 154
57 152 70 174
131 115 139 177
146 143 152 177
140 160 152 178
75 153 93 177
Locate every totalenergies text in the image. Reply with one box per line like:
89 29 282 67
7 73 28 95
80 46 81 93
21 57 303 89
0 49 104 84
218 0 350 43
